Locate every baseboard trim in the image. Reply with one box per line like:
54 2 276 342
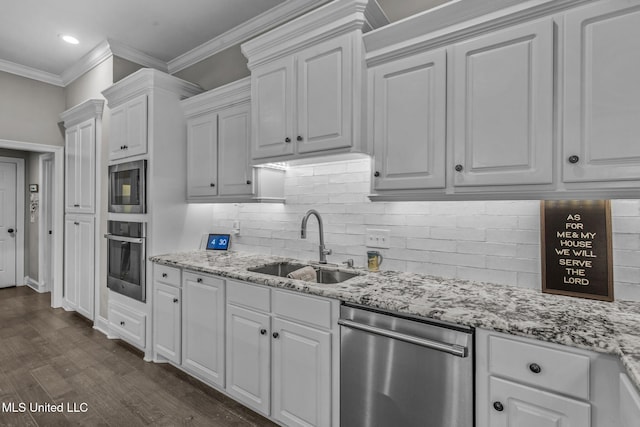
24 276 46 293
93 315 110 336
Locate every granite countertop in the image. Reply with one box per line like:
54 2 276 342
150 250 640 391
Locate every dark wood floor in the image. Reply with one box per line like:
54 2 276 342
0 286 277 426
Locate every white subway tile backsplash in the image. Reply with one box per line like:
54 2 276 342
208 158 640 301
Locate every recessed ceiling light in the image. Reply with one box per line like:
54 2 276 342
59 34 79 45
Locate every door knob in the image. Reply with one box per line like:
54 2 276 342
7 228 14 233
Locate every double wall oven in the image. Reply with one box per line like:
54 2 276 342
106 159 147 302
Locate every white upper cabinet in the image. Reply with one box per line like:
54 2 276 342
563 0 640 183
108 94 148 161
182 77 282 203
451 18 554 187
242 0 387 164
61 100 103 214
371 48 447 191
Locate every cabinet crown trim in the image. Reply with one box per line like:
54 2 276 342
60 99 105 128
241 0 383 69
181 77 251 117
364 0 592 67
102 68 202 108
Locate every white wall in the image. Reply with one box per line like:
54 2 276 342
210 158 640 302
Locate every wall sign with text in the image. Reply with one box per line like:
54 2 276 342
540 200 613 301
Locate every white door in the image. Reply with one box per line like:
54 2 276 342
226 303 271 415
563 0 640 183
372 48 447 191
451 18 554 187
296 33 352 154
0 161 17 288
182 274 225 387
218 104 253 197
41 155 54 291
488 377 590 427
154 282 181 364
272 317 331 427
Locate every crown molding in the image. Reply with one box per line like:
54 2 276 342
108 39 168 72
0 59 64 87
362 0 389 32
102 68 202 108
242 0 372 70
60 40 113 86
60 99 105 128
167 0 332 74
181 77 250 117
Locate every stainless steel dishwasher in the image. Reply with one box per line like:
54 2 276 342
339 304 474 427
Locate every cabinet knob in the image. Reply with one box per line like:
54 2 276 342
529 363 542 374
7 228 14 234
272 332 280 339
297 135 303 142
568 155 580 164
123 145 128 150
74 204 80 207
260 328 267 335
196 278 203 283
493 401 504 412
162 273 168 278
120 145 124 150
285 137 291 143
74 222 80 226
173 298 179 303
120 321 125 326
210 183 215 187
246 180 252 185
455 164 464 172
374 171 380 177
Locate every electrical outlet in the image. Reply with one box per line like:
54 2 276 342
366 228 390 249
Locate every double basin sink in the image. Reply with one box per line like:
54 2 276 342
248 262 360 284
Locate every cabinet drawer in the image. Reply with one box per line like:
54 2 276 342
226 279 270 312
109 301 146 349
488 334 590 399
154 264 181 287
272 289 332 329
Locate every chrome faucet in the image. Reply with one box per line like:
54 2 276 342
300 209 332 264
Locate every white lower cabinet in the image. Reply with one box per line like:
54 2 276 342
181 272 226 388
153 282 181 364
477 328 624 427
225 279 336 426
64 215 94 319
620 373 640 427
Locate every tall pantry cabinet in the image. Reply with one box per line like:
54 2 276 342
60 99 104 320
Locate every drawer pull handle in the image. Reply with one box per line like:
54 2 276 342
197 278 203 283
493 401 504 412
260 328 267 335
173 298 179 303
272 332 280 339
162 273 168 278
120 321 125 326
529 363 542 374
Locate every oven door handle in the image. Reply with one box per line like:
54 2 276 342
104 234 144 244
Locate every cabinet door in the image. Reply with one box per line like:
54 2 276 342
296 34 352 154
187 112 218 198
563 1 640 183
272 317 331 427
372 49 446 191
154 282 181 364
226 304 270 415
451 19 553 187
182 273 225 387
487 377 590 427
109 94 148 160
64 126 79 212
620 373 640 427
64 216 94 319
76 119 96 213
251 56 295 160
218 104 253 197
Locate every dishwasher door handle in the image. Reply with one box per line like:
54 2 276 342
338 319 468 358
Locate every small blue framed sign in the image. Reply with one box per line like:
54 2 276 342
206 233 231 251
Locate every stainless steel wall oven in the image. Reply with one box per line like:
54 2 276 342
106 221 146 302
108 160 146 213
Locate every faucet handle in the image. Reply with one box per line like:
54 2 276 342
342 259 354 268
323 248 332 255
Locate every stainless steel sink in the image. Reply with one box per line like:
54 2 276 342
248 262 360 284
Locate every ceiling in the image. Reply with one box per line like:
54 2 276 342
1 0 285 78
